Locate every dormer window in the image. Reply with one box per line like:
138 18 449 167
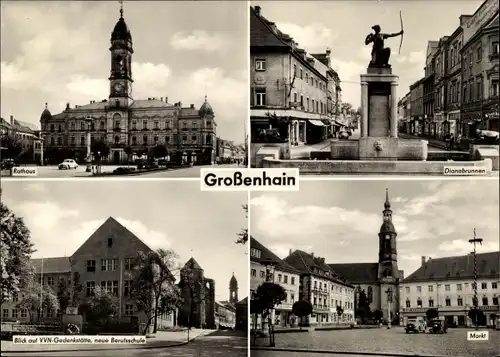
107 238 113 247
250 248 261 258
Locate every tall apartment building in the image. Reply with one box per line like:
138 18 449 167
400 252 500 328
249 5 342 146
422 41 439 136
409 79 425 135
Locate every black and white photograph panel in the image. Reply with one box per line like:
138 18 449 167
249 180 499 357
0 181 248 357
1 0 248 179
249 0 499 176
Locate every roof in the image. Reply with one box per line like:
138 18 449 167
31 257 71 274
237 297 248 306
230 273 238 288
380 221 396 234
250 237 300 275
217 300 236 311
328 263 379 285
198 98 214 117
403 251 500 283
250 6 289 48
184 257 203 271
111 14 132 42
14 119 38 131
284 250 354 287
484 13 499 29
130 99 173 109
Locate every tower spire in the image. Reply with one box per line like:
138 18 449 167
119 0 123 18
384 188 391 209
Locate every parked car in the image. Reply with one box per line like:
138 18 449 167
428 319 447 334
405 320 425 333
338 131 350 139
58 159 78 170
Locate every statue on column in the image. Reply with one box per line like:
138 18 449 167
365 25 404 68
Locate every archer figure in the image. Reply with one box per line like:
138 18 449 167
365 25 404 68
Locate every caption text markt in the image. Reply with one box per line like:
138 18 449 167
13 335 147 344
201 168 299 191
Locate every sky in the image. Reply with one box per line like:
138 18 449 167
0 1 247 143
1 181 248 302
251 0 484 109
250 179 499 278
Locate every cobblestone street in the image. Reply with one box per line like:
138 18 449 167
252 328 499 357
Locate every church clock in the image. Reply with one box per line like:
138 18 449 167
114 83 124 94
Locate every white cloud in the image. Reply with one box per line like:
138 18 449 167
437 239 499 255
394 51 425 66
15 202 79 230
277 23 337 52
170 30 230 52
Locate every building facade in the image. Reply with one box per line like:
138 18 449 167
0 217 177 329
250 6 342 147
235 297 248 331
328 190 403 325
460 8 499 136
0 115 43 163
400 252 500 327
214 301 236 329
284 251 355 325
433 36 450 139
250 237 301 327
409 79 425 135
398 93 411 134
422 41 438 136
39 8 217 166
178 258 216 329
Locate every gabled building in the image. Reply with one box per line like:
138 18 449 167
400 252 500 327
0 115 43 164
422 41 439 136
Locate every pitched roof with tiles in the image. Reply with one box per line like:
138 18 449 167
328 262 379 285
250 237 300 275
403 251 500 283
284 250 354 287
31 257 71 274
237 296 248 306
250 6 289 48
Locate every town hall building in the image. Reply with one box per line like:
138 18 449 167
39 5 217 165
328 190 404 324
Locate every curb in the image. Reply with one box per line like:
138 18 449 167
1 331 205 354
250 347 470 357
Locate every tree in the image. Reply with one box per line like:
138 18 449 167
124 146 133 166
153 145 167 159
355 290 372 324
373 309 383 323
468 308 485 328
292 300 313 329
56 278 71 316
0 134 23 159
90 140 110 159
17 280 59 323
235 205 249 245
1 196 34 304
71 272 83 307
426 308 439 321
79 286 119 325
336 305 344 325
131 249 180 335
250 298 265 346
254 282 286 347
341 102 353 115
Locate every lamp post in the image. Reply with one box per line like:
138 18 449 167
386 287 393 329
85 116 93 172
468 228 483 330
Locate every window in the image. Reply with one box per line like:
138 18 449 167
114 136 119 144
47 310 54 318
291 277 295 285
12 309 18 318
57 137 62 145
255 59 266 71
278 274 282 283
284 275 288 284
101 259 118 272
108 238 113 247
481 283 487 289
260 271 265 278
81 122 85 131
417 299 422 307
291 294 295 303
300 68 303 79
477 46 482 61
250 248 261 258
21 309 27 318
493 297 499 305
86 260 96 272
124 258 135 270
182 135 187 142
405 287 410 294
124 280 132 296
428 285 433 292
86 281 95 297
132 136 137 145
255 89 266 106
124 304 134 316
71 136 75 145
132 121 137 130
191 135 197 142
406 299 410 308
445 284 450 291
47 277 54 286
100 281 119 296
493 282 498 289
445 298 451 306
114 120 121 129
417 286 421 293
12 293 18 302
2 309 8 319
143 135 148 144
293 64 297 76
80 137 85 146
50 124 55 132
492 41 500 54
482 297 488 306
491 80 499 97
457 298 463 306
456 284 462 291
251 269 256 277
476 78 482 100
428 299 434 307
154 121 159 129
143 120 148 130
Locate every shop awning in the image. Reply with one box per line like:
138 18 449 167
308 120 327 127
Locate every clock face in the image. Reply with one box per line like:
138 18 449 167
114 83 123 93
385 234 391 239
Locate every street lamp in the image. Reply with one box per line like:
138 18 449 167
385 287 393 329
468 228 483 330
85 116 93 172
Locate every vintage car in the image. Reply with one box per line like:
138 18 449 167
58 159 78 170
405 320 425 333
428 319 447 334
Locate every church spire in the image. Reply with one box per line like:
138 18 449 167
384 188 391 209
119 0 123 18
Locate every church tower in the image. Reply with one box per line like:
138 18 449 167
377 189 400 323
229 273 238 305
109 3 134 107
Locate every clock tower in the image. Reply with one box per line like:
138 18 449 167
109 4 133 108
377 189 400 323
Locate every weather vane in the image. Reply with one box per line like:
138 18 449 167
119 0 123 18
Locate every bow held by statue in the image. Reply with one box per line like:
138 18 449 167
398 11 404 55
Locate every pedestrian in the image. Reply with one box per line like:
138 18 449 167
449 133 455 150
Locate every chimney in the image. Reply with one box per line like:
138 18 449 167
289 249 292 256
190 104 194 108
421 256 426 266
66 103 70 110
165 97 168 103
160 97 163 102
320 258 325 264
311 252 314 258
254 5 261 16
9 115 13 125
326 47 331 56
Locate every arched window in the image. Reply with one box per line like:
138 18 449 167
57 137 62 145
81 122 85 131
417 298 422 307
405 298 410 308
113 113 121 129
71 122 75 131
114 136 120 144
80 137 85 146
50 124 55 132
132 136 137 145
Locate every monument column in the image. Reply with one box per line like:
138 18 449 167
361 82 369 137
391 83 398 138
